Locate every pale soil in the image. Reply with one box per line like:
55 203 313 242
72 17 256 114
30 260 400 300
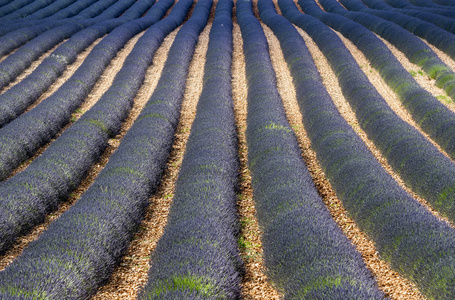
3 1 455 299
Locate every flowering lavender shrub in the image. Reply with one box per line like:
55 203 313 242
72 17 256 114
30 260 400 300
233 1 387 299
321 0 455 83
0 22 87 89
0 0 157 128
0 1 213 298
0 0 35 18
17 0 81 21
0 0 146 85
138 1 244 298
0 0 176 181
0 0 183 256
294 0 455 223
0 0 115 36
341 0 455 18
338 0 455 61
359 0 455 32
0 0 57 21
279 0 455 297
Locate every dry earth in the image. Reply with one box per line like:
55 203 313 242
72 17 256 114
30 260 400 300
1 0 455 299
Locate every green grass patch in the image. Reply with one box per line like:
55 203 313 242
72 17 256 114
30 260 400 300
264 122 291 132
437 95 452 104
149 275 219 298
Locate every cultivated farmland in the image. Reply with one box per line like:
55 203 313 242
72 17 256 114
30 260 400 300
1 0 455 299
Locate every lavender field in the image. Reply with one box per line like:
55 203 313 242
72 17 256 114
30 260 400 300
1 0 455 299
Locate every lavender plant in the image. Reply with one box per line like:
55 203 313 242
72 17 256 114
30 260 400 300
0 0 157 128
0 0 35 18
338 0 455 60
293 0 455 223
359 0 455 31
0 0 58 21
0 0 175 181
0 0 183 255
139 1 244 298
279 0 455 297
0 0 111 36
236 0 385 298
0 1 213 298
0 0 143 84
9 0 80 21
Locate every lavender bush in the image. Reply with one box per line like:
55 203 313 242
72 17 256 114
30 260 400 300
139 2 245 298
279 0 455 297
339 0 455 60
0 0 175 181
0 0 157 128
294 0 455 223
237 0 386 298
0 0 184 255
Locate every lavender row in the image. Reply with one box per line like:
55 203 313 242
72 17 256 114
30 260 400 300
384 0 441 9
139 1 243 298
339 0 455 60
295 0 455 222
0 0 184 257
0 0 174 181
0 2 203 298
0 0 140 86
279 0 455 297
0 0 154 128
235 1 387 298
4 0 88 22
14 0 80 21
320 0 455 101
0 0 17 9
0 0 34 18
361 0 455 31
0 0 57 21
0 0 110 36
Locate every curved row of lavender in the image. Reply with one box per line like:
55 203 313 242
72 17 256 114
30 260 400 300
279 0 455 297
320 0 455 101
296 0 455 228
0 0 183 256
0 0 142 88
138 1 245 298
0 0 199 298
368 0 455 18
0 0 153 128
359 0 455 32
0 0 58 21
1 0 82 21
339 0 455 60
238 0 385 298
0 0 112 35
0 0 174 181
384 0 455 15
0 0 34 17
